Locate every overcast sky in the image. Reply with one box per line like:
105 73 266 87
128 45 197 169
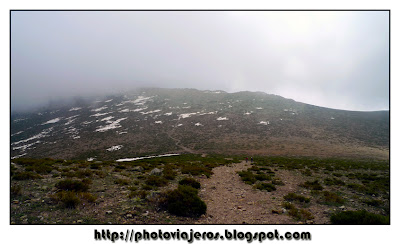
11 11 389 112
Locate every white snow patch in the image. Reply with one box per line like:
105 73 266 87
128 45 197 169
133 96 153 105
199 111 218 116
106 145 123 152
104 99 113 103
12 141 40 151
141 109 161 115
42 118 61 125
216 117 229 121
101 116 114 122
331 117 335 120
96 118 127 132
64 118 77 126
118 131 128 135
155 121 163 124
12 127 53 146
87 157 95 162
82 121 93 125
116 153 179 162
133 107 147 112
179 112 198 119
69 107 82 111
11 153 27 159
164 112 172 116
90 112 110 117
195 122 203 126
182 106 191 109
11 131 24 137
91 106 108 112
177 124 183 127
256 107 263 110
244 112 252 115
259 121 270 125
13 118 26 122
72 136 80 139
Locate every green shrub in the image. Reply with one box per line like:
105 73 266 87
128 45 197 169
129 190 148 199
162 185 206 217
25 163 53 174
324 178 345 186
181 165 212 178
179 178 201 189
272 179 285 186
332 173 343 177
363 199 383 207
56 191 81 209
238 170 256 185
255 183 276 192
282 202 296 210
163 165 177 180
284 193 310 203
115 178 130 186
146 176 168 187
11 184 22 196
79 192 97 203
322 191 345 204
302 169 312 176
12 171 42 180
255 173 271 181
288 207 314 221
300 180 323 190
330 210 389 224
55 179 89 192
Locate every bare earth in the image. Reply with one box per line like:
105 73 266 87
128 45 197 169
195 161 331 224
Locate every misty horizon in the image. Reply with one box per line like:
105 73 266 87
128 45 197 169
11 11 389 112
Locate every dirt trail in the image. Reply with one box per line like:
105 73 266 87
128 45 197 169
196 161 301 224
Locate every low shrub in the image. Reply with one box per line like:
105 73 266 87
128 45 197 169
322 191 345 204
25 163 53 174
238 171 256 185
300 180 323 190
288 207 314 221
181 165 212 178
255 183 276 192
284 193 310 203
363 199 383 207
11 184 22 196
55 191 81 209
255 173 271 181
79 192 97 203
13 171 42 180
146 176 168 187
162 185 206 217
282 202 296 210
272 179 285 186
324 178 345 186
330 210 389 224
129 190 148 199
179 178 201 189
55 179 90 192
115 178 130 186
163 165 177 180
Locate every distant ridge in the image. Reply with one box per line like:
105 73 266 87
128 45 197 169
11 88 389 160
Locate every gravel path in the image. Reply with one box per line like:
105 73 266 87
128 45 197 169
196 161 298 224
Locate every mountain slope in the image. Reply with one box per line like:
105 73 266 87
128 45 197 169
11 88 389 160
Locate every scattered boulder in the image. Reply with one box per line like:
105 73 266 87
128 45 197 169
150 168 162 176
132 166 144 172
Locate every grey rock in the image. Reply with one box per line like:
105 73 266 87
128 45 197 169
150 168 162 176
132 166 144 172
